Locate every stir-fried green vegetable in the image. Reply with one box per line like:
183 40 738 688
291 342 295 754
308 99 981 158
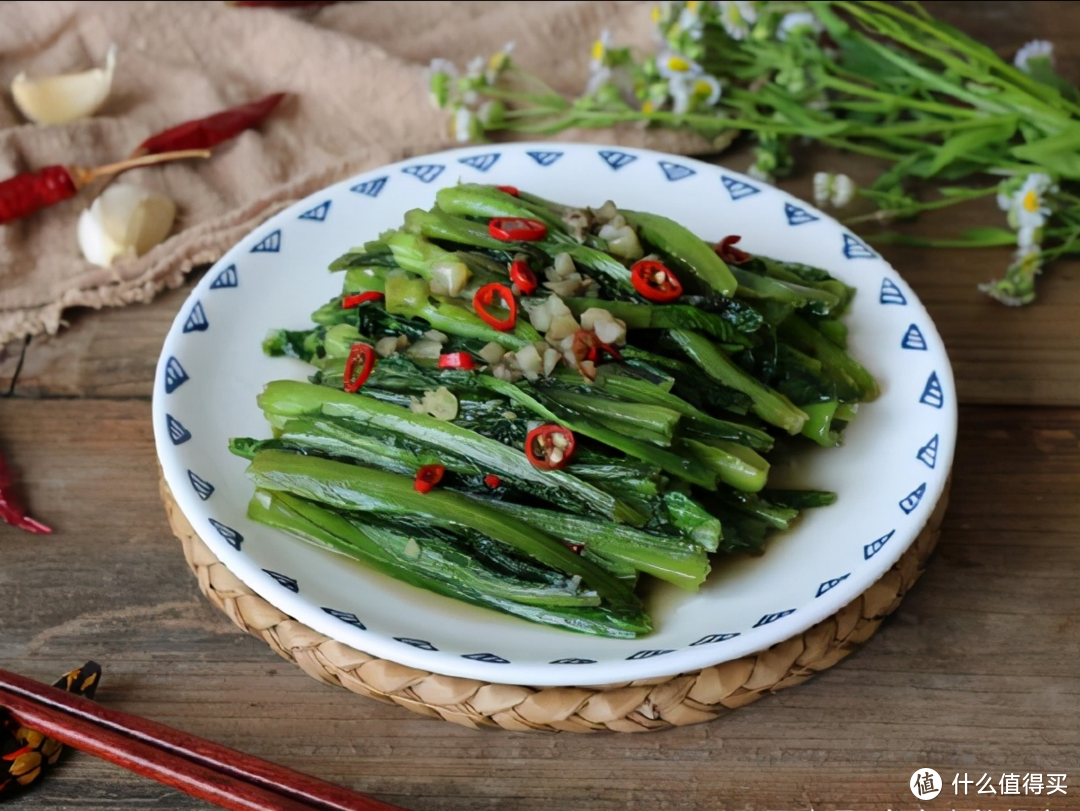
235 184 878 638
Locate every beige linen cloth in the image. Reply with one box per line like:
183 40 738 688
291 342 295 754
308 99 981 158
0 0 730 350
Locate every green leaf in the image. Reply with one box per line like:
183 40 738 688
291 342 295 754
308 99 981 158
1010 124 1080 178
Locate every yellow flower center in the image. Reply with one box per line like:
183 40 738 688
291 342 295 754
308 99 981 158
591 39 605 61
1023 189 1040 213
651 4 661 23
693 79 712 97
488 52 507 72
686 0 701 11
668 56 691 73
641 101 656 114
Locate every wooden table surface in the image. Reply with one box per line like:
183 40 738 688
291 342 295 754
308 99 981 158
2 3 1079 809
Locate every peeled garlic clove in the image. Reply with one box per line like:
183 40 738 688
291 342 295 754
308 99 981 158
77 183 176 268
12 46 117 125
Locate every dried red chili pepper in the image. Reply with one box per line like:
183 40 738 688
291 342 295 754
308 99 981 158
473 283 517 331
134 93 286 156
716 235 752 265
631 259 683 303
0 451 51 534
341 291 384 309
0 150 209 226
488 217 546 242
508 259 537 296
437 352 476 370
483 474 501 489
414 464 445 494
343 343 375 392
525 425 575 471
495 185 520 197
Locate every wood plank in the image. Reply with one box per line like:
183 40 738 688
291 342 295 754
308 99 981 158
1 398 1077 810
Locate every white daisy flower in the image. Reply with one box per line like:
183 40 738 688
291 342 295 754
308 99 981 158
656 50 702 79
716 0 757 41
668 72 722 115
668 74 695 115
590 30 612 69
813 172 856 208
1014 40 1054 73
777 11 822 41
1016 225 1040 250
678 0 706 40
451 107 478 143
485 41 515 85
465 56 486 80
1007 172 1056 230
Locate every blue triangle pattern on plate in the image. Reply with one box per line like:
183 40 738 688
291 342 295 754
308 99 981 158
902 323 927 350
658 160 695 181
351 176 388 198
526 150 563 167
721 175 760 200
598 150 637 170
183 301 208 333
917 434 940 469
880 278 907 305
264 569 299 592
842 233 875 259
250 229 281 253
462 652 510 664
298 200 331 222
784 202 819 226
210 264 238 289
920 371 944 408
753 609 795 628
165 414 191 445
395 637 438 651
900 482 927 515
689 633 740 646
458 153 501 172
863 529 895 560
208 518 243 550
626 649 674 660
187 470 214 500
322 607 366 629
816 573 850 597
549 658 597 664
401 164 445 183
164 357 189 394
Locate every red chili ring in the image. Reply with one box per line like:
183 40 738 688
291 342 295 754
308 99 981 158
488 217 547 242
496 185 520 197
341 291 385 309
716 235 752 265
414 464 445 494
630 259 683 303
509 259 538 296
525 425 576 471
473 283 517 331
438 352 476 370
343 343 376 392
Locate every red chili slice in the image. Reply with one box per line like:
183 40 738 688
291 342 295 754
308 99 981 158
631 259 683 303
572 329 622 365
414 464 445 494
473 283 517 331
484 474 502 489
341 291 385 309
716 235 752 265
525 425 576 471
509 259 538 296
343 343 376 392
496 185 520 197
488 217 546 242
438 352 476 370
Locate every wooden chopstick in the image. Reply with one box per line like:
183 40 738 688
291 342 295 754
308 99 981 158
0 668 405 811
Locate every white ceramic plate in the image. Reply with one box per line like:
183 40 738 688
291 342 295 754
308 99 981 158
153 143 956 687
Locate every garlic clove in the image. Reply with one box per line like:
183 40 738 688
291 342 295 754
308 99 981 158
77 183 176 268
12 46 117 125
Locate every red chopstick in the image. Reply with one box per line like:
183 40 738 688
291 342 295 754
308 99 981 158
0 668 405 811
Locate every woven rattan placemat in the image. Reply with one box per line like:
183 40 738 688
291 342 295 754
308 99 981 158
162 478 949 733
